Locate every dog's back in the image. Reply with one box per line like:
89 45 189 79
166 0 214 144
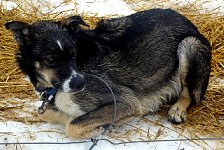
78 8 210 105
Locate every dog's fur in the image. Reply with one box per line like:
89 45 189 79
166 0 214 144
5 9 211 140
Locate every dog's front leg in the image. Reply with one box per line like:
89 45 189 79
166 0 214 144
65 102 137 140
38 105 69 125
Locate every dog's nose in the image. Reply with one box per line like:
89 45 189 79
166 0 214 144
69 74 85 92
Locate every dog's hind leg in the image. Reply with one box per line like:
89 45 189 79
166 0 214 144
168 86 191 123
65 102 138 140
168 36 211 123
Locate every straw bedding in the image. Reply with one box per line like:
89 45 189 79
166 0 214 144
0 0 224 137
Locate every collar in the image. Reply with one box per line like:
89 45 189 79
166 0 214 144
38 87 57 114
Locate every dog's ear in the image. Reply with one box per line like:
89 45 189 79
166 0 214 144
60 16 89 31
5 21 33 45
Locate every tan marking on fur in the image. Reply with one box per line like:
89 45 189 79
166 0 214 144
38 108 69 125
168 86 191 123
65 103 137 139
36 79 52 89
35 62 40 69
35 68 54 89
65 115 135 140
65 123 104 140
41 69 55 84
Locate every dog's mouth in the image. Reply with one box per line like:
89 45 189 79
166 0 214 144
36 72 86 93
37 73 114 94
59 85 85 93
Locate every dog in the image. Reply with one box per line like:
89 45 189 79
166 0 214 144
5 8 211 140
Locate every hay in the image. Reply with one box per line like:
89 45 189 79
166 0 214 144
0 0 224 138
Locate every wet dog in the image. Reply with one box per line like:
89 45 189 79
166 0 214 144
5 8 211 140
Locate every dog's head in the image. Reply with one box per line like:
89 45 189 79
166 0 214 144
5 16 89 93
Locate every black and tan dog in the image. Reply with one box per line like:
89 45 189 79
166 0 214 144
5 8 211 140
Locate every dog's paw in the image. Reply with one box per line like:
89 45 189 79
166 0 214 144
37 109 55 122
168 105 187 124
65 123 105 140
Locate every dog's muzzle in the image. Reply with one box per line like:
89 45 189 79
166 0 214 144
62 74 85 93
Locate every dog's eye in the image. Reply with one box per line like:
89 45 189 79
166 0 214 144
44 57 55 66
67 48 76 59
70 50 76 59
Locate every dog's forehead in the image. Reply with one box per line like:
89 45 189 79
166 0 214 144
31 21 75 59
34 21 69 41
33 20 61 31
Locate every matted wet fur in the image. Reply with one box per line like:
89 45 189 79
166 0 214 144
5 8 211 140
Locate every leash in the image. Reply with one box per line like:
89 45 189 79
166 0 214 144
38 87 57 114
